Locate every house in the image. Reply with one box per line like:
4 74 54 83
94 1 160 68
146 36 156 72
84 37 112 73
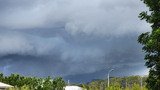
64 86 85 90
0 82 13 90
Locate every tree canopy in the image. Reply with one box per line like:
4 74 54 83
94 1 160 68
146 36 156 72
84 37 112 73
81 76 148 90
0 73 65 90
138 0 160 89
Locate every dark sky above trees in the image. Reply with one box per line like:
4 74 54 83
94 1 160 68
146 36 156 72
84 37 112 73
0 0 150 80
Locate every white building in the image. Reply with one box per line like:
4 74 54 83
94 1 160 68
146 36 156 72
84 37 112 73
0 82 13 90
64 86 85 90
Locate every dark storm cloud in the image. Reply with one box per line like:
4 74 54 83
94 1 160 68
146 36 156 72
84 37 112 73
0 0 149 78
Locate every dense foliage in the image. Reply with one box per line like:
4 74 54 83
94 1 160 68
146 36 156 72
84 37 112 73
81 76 148 90
0 73 148 90
138 0 160 89
0 73 65 90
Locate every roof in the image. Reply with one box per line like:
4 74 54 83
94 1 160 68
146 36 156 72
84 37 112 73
0 82 13 88
64 86 84 90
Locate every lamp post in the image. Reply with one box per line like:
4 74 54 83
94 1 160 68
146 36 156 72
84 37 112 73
107 69 114 87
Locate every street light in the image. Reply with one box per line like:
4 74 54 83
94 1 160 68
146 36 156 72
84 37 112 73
107 69 114 87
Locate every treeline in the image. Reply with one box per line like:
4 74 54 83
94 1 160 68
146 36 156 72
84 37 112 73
80 76 148 90
0 73 149 90
0 73 65 90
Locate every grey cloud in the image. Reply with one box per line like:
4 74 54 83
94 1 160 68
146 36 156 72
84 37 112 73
0 30 146 76
0 32 66 57
0 31 106 75
0 0 150 35
0 0 149 80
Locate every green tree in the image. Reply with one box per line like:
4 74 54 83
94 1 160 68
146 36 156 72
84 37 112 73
0 73 4 82
132 83 141 90
138 0 160 89
42 76 53 90
53 77 65 90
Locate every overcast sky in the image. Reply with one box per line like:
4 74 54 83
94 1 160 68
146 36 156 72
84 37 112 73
0 0 150 81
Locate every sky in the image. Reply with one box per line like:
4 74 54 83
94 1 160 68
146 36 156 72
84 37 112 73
0 0 150 82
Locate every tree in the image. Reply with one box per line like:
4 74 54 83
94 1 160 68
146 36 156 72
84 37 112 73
138 0 160 89
42 76 53 90
0 73 4 82
53 77 65 90
132 83 141 90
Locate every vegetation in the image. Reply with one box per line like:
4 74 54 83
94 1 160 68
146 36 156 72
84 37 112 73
138 0 160 89
80 76 148 90
0 73 65 90
0 73 149 90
